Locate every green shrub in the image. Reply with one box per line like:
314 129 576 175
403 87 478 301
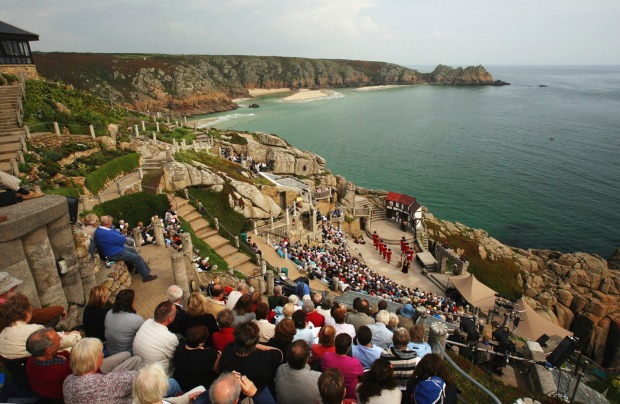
44 186 83 198
85 153 140 194
188 188 251 237
90 192 169 227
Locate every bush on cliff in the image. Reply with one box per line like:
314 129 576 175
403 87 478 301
24 80 131 135
187 188 251 238
84 153 140 194
90 192 169 228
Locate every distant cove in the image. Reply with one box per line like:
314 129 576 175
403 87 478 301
198 66 620 257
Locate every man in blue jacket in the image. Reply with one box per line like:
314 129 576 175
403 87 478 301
94 215 158 282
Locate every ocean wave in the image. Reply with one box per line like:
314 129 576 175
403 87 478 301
195 113 256 128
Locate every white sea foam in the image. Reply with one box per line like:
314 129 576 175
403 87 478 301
195 113 255 128
280 90 345 103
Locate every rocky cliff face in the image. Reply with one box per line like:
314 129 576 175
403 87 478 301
33 53 499 115
425 214 620 368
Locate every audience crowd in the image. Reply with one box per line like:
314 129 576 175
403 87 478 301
0 208 474 403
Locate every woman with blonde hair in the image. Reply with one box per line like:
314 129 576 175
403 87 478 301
133 363 206 404
83 285 111 342
62 338 135 403
181 292 218 341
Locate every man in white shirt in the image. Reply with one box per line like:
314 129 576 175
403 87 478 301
132 301 179 376
225 282 248 310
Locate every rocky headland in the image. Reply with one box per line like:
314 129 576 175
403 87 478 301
162 131 619 369
32 53 505 116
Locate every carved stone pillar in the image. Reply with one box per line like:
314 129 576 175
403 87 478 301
171 252 189 307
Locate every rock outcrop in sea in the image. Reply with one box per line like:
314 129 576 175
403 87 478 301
33 53 503 115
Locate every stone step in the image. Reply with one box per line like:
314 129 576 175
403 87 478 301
0 161 12 172
184 210 203 223
176 203 196 217
190 218 210 233
0 143 20 153
196 227 217 240
205 234 230 250
226 252 252 268
235 261 259 276
217 244 238 259
0 135 21 144
0 152 18 162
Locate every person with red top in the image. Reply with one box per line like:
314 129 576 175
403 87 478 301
212 309 235 351
25 328 72 401
386 248 393 264
302 300 325 328
311 325 336 365
321 333 364 400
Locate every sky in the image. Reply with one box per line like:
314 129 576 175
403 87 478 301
3 0 620 66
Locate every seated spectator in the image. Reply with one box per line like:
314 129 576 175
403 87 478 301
268 285 284 310
275 340 322 404
26 328 141 402
408 324 432 359
311 325 336 364
172 325 220 392
0 293 80 360
205 284 227 317
321 333 364 400
292 310 315 347
132 301 179 376
225 282 248 310
62 338 136 403
356 357 401 404
346 299 375 333
212 309 235 351
266 318 296 364
367 310 393 350
0 272 66 332
181 292 218 341
166 285 186 336
397 304 415 330
94 215 157 282
250 291 262 312
318 368 355 404
253 302 275 343
209 372 257 404
232 294 256 327
352 325 383 369
219 322 282 402
82 285 111 342
387 312 400 332
316 297 333 321
104 289 144 355
303 299 325 328
405 353 458 404
332 307 355 339
133 363 206 404
381 327 419 389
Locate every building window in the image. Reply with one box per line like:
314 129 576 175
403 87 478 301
0 40 33 64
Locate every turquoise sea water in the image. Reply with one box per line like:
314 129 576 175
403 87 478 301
197 66 620 257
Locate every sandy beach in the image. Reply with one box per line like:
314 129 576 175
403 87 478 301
356 85 410 91
248 88 292 96
283 89 331 101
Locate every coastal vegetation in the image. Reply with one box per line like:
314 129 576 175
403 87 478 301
86 192 169 228
84 152 140 193
32 53 501 116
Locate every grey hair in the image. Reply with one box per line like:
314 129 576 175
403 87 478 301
302 299 315 313
167 285 183 302
26 327 55 357
209 372 241 404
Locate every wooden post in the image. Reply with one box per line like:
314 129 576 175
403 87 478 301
138 167 144 180
141 121 146 131
89 125 95 138
24 124 31 139
214 218 219 231
20 136 27 152
54 122 60 136
134 124 139 137
10 159 19 176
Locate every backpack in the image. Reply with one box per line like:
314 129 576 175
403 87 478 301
414 376 446 404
